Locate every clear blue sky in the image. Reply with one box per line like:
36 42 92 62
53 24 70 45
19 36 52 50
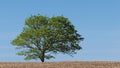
0 0 120 62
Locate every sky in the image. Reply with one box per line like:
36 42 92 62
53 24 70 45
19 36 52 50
0 0 120 62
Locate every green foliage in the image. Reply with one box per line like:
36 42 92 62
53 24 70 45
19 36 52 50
11 15 84 62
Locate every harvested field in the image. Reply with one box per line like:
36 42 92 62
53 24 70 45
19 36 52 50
0 61 120 68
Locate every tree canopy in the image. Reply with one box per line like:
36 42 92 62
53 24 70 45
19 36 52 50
11 15 84 62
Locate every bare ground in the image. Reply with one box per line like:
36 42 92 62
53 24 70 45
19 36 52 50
0 61 120 68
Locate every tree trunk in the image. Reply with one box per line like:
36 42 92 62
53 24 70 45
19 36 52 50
41 50 45 62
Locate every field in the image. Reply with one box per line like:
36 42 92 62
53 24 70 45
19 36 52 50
0 61 120 68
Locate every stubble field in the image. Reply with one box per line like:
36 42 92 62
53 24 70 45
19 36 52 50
0 61 120 68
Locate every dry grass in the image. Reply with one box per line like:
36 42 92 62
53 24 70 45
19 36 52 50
0 61 120 68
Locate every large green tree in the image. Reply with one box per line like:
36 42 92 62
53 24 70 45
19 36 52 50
11 15 84 62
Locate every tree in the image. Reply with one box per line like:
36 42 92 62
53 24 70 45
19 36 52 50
11 15 84 62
